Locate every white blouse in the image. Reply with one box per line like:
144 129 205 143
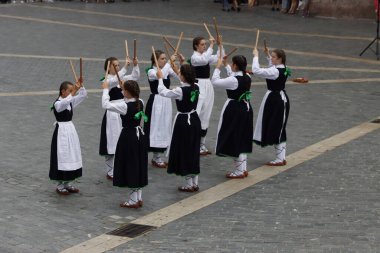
211 65 246 90
190 46 225 67
252 56 285 80
147 63 179 81
158 78 193 101
54 87 87 113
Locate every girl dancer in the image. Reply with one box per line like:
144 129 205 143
99 56 140 180
252 47 290 166
191 35 224 155
49 80 87 195
145 50 180 168
157 64 201 192
101 80 148 208
211 55 253 178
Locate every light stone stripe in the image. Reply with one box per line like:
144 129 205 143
1 78 380 97
1 53 380 74
28 5 373 42
60 234 132 253
60 117 380 252
1 14 380 66
0 88 150 97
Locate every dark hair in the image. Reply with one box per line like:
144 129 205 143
180 64 196 86
104 57 118 72
151 50 165 67
272 49 286 65
193 36 205 51
232 55 247 74
123 80 141 112
59 81 74 96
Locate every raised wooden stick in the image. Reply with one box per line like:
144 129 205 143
152 46 160 70
79 57 83 84
174 32 183 55
69 60 78 83
163 36 176 52
133 39 137 59
125 40 129 58
255 29 260 49
104 60 110 81
264 39 267 49
113 63 122 84
218 36 223 60
213 17 220 43
203 23 213 38
164 42 174 67
224 47 239 59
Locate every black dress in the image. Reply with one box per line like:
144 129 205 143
113 100 148 188
167 85 201 176
49 102 82 181
216 75 253 158
253 68 290 146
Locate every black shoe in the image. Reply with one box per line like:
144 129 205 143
271 7 275 11
237 7 241 12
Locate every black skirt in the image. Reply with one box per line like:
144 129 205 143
113 127 148 188
167 113 201 176
216 100 253 157
99 111 109 155
49 125 82 181
254 91 290 146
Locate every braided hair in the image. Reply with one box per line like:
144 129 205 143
180 64 196 87
272 49 286 65
192 36 205 51
104 57 118 72
232 55 250 90
123 80 141 112
151 50 165 67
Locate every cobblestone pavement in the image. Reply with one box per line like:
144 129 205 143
0 1 379 252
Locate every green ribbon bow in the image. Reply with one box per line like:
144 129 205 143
145 66 153 75
186 59 191 65
190 90 199 103
284 67 292 77
99 76 105 82
134 111 148 123
238 91 252 102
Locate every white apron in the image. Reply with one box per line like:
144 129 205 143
149 95 172 148
56 121 82 171
106 110 123 154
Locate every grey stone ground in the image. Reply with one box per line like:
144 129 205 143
0 1 379 252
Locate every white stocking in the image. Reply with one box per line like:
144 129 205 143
275 143 286 162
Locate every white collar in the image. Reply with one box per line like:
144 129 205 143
180 82 191 87
275 64 285 68
233 71 243 76
125 97 137 102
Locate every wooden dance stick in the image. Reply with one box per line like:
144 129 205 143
69 60 78 83
125 40 129 58
133 39 137 59
164 42 174 66
79 57 83 84
203 23 213 39
162 36 176 52
264 39 267 49
174 32 183 55
152 46 160 70
223 47 239 59
255 29 260 49
213 17 221 44
113 63 122 85
218 36 223 60
104 60 111 81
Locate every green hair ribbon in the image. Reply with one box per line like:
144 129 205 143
190 90 199 103
134 111 148 123
238 91 252 102
284 67 292 77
